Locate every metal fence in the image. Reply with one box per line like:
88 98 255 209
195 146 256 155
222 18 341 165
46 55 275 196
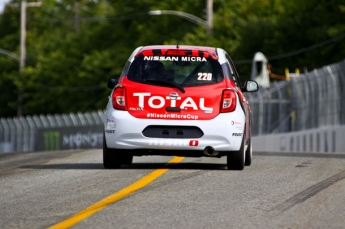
247 58 345 136
0 111 104 153
1 59 345 153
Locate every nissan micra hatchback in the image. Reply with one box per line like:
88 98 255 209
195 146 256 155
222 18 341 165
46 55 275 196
104 45 258 170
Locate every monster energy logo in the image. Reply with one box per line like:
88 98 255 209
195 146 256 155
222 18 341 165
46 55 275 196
62 132 102 148
44 131 60 151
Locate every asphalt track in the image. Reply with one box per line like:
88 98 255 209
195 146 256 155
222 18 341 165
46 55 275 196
1 150 345 229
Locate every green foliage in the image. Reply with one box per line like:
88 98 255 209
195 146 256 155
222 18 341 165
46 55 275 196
0 0 344 117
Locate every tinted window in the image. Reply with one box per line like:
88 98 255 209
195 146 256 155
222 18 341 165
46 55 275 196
226 54 242 87
127 55 223 87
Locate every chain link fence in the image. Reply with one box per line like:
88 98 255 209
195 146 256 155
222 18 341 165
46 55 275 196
1 59 344 153
247 59 345 136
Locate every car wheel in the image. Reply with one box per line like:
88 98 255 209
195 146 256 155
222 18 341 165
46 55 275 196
122 154 133 165
103 134 122 169
226 135 245 170
245 137 252 166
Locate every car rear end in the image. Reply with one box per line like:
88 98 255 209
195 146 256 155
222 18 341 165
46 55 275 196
104 45 245 157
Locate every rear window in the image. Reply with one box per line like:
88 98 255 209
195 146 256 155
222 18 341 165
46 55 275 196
127 55 223 87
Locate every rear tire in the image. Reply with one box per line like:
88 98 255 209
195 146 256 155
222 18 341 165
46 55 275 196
245 138 252 166
103 134 122 169
122 154 133 165
227 136 245 170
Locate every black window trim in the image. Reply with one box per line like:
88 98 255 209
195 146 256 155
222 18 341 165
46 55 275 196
225 54 242 88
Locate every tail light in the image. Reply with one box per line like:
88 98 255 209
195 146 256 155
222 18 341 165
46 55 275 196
112 87 127 110
220 89 237 113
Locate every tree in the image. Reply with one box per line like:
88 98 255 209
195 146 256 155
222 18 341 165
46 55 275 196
0 0 344 117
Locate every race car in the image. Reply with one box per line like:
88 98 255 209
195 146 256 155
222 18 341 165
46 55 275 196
104 45 258 170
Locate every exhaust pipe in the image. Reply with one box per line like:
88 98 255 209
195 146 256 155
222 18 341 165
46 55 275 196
203 146 219 157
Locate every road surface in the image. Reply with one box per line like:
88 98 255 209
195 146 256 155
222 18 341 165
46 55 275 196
1 150 345 229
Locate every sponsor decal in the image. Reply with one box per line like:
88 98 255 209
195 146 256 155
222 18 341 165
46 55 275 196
41 129 103 151
232 133 242 136
149 139 189 146
44 131 60 150
63 132 103 148
106 119 116 129
143 56 207 62
231 121 242 125
147 113 198 120
133 93 213 113
129 107 144 111
189 140 199 146
149 139 199 146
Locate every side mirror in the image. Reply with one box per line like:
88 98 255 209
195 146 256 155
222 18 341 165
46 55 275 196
243 80 258 92
107 78 118 89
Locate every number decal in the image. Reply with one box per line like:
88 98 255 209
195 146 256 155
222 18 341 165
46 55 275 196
197 73 212 81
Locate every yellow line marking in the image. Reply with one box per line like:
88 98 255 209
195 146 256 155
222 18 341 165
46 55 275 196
49 156 184 229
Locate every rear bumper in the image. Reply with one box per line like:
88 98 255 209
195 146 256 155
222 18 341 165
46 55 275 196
104 108 245 153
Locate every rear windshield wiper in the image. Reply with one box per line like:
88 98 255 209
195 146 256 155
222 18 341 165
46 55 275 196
181 61 206 86
144 79 185 93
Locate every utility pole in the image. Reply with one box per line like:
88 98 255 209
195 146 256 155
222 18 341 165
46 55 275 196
74 1 80 32
17 0 42 116
206 0 213 36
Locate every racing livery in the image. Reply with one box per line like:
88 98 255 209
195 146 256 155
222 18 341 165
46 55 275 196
104 45 258 170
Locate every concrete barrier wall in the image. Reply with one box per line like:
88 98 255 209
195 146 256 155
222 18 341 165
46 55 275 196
252 125 345 153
